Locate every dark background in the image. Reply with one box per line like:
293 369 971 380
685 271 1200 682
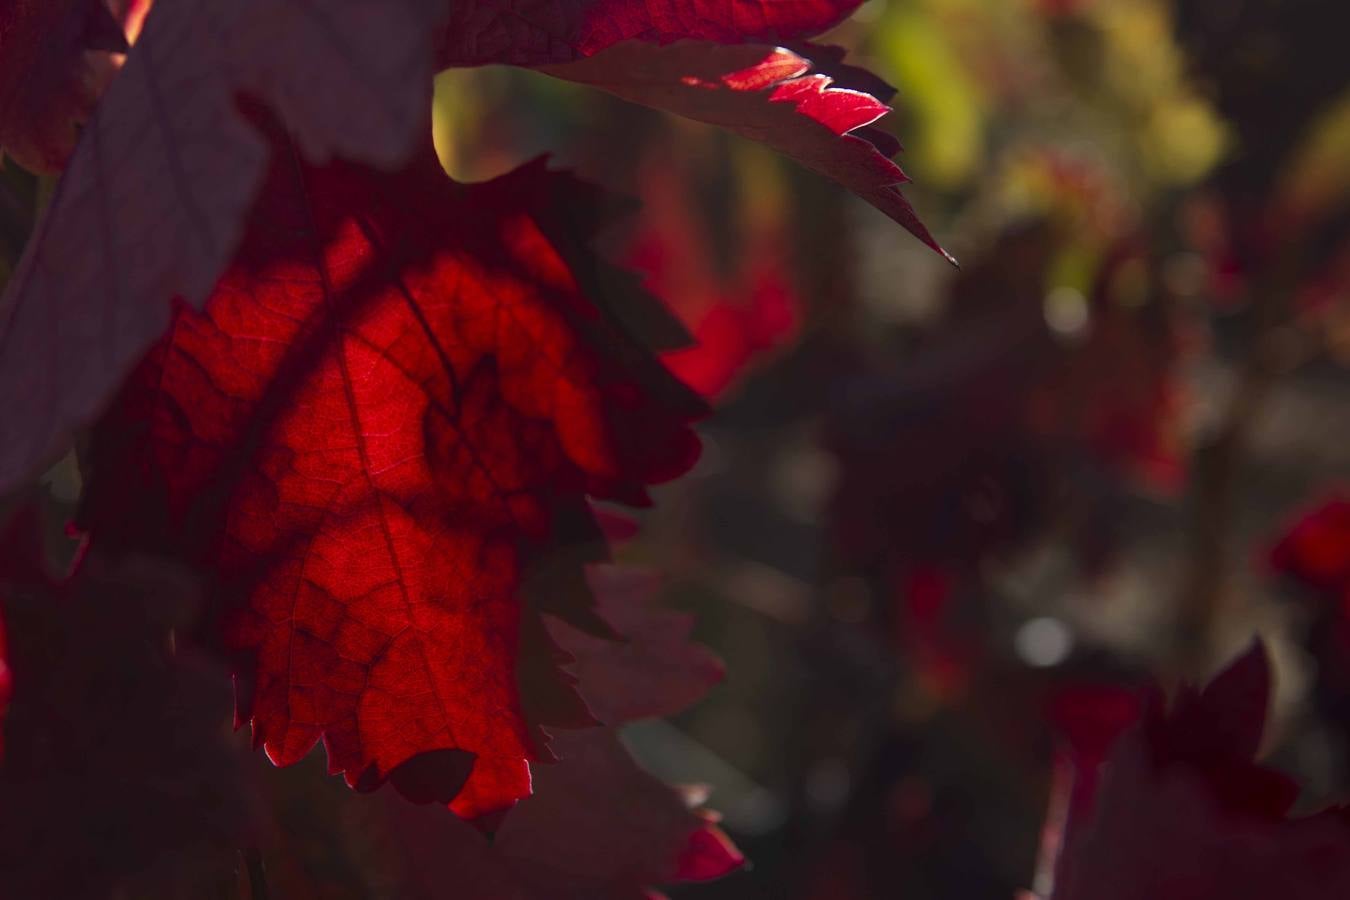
430 0 1350 895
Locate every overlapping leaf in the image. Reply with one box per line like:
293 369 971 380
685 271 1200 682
0 0 442 492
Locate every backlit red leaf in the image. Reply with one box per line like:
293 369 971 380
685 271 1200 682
80 121 704 817
541 41 953 262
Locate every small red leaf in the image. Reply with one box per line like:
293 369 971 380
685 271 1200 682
541 41 953 263
80 118 703 817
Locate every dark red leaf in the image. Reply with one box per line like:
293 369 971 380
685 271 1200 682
1050 640 1350 900
0 0 124 172
1157 639 1272 767
0 509 255 898
79 116 704 818
0 0 443 493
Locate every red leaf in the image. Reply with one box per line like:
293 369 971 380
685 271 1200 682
0 0 443 493
540 41 953 263
0 0 125 172
0 510 256 897
79 116 704 818
436 0 867 67
1050 640 1350 900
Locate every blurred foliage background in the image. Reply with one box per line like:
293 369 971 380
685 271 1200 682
384 0 1342 896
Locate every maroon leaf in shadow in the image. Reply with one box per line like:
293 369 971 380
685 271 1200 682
1051 640 1350 900
0 0 442 492
497 564 741 898
0 507 256 898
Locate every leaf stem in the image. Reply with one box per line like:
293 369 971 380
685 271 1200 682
242 848 269 900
